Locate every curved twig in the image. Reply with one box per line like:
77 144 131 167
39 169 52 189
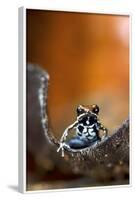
28 63 129 176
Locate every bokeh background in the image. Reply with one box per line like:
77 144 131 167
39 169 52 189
26 9 129 190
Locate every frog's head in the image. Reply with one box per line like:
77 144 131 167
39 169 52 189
76 104 99 117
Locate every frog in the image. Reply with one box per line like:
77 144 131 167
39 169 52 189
57 104 108 157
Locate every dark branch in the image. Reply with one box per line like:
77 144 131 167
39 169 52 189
27 63 129 181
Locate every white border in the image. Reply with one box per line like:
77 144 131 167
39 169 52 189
18 7 26 193
19 6 132 194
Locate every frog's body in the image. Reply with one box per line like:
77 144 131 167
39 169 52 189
57 104 108 156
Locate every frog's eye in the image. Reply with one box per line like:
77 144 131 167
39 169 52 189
92 104 99 114
76 105 85 116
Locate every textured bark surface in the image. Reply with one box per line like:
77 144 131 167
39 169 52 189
27 64 129 190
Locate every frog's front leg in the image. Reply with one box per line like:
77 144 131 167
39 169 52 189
60 121 79 143
97 121 108 140
57 121 78 156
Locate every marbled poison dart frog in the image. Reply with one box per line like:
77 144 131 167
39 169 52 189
57 104 108 157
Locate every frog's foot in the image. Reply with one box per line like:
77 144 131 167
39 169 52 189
57 142 66 157
101 133 109 141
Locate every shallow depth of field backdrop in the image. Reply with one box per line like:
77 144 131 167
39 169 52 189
26 9 129 190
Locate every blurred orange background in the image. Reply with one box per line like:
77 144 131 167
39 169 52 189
27 10 129 138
